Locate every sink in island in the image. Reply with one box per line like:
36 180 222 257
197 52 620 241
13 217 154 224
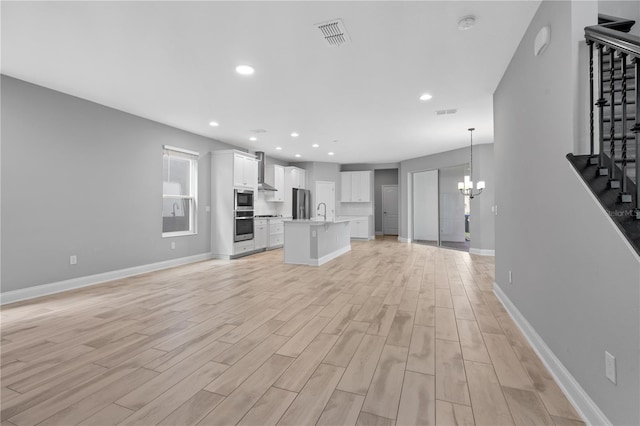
283 217 368 266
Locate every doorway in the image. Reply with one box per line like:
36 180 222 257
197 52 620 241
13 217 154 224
315 181 335 220
439 164 469 251
412 169 439 246
381 185 398 235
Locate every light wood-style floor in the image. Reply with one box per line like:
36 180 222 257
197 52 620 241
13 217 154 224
1 237 585 426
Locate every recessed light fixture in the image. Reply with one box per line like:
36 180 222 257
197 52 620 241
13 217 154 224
276 146 282 150
328 152 335 156
291 132 299 137
419 93 433 101
209 121 219 127
312 144 319 148
249 137 257 141
295 154 301 158
235 65 255 75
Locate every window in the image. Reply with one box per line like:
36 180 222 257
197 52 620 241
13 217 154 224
162 145 198 237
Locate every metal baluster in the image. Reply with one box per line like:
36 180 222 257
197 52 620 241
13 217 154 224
596 44 609 176
632 56 640 219
620 53 631 202
609 48 620 188
588 41 596 162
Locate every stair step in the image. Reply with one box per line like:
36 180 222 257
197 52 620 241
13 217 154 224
603 85 637 93
603 115 637 122
603 134 637 140
601 57 636 66
602 73 636 82
603 123 638 133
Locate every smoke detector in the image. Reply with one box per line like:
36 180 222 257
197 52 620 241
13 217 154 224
316 19 351 47
458 16 476 31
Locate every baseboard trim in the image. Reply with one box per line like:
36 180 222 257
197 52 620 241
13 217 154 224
398 237 411 243
375 231 383 236
493 282 611 426
0 253 215 305
313 246 352 266
469 248 495 256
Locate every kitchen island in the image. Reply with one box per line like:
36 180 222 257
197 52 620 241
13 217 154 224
283 217 367 266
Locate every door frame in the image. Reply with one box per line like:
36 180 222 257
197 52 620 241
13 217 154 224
381 184 399 235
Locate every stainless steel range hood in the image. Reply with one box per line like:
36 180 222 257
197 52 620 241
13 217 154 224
255 151 277 191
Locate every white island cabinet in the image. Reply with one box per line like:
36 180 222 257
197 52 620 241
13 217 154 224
283 217 368 266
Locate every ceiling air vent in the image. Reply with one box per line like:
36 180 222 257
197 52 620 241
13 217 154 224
436 109 458 115
316 19 351 47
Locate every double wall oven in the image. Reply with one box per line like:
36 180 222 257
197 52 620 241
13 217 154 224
234 189 254 242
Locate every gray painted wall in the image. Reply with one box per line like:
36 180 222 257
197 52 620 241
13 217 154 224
373 169 399 233
494 2 639 424
291 161 341 216
599 0 640 36
399 144 495 252
1 75 237 292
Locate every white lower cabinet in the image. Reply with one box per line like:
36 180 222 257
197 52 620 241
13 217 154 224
350 219 370 239
233 239 255 255
255 219 268 250
268 218 284 249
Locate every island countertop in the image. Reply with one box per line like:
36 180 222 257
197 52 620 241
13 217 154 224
284 216 368 225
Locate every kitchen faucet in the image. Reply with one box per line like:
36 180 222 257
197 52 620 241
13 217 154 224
317 202 327 221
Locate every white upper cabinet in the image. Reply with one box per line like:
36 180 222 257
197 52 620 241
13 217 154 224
265 164 285 202
285 167 306 189
352 171 371 202
341 171 371 202
233 153 258 188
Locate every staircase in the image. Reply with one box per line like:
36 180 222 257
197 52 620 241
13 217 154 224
567 14 640 255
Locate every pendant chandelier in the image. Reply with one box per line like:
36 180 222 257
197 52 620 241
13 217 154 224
458 128 485 198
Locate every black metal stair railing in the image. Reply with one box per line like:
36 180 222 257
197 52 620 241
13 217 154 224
568 14 640 256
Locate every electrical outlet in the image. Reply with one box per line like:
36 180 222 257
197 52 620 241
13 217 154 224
508 270 512 284
70 255 77 265
605 351 616 384
205 205 211 212
170 242 176 250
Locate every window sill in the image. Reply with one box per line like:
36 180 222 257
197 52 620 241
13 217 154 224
162 231 198 238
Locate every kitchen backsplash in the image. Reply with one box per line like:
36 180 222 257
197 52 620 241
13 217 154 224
255 191 287 216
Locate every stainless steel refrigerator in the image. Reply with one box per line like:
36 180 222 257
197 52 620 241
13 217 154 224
292 188 311 219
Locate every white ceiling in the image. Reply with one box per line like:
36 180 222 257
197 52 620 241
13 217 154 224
1 1 540 164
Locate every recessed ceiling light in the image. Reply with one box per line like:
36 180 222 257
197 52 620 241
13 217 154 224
312 144 319 148
291 132 299 137
328 152 335 156
295 154 301 158
458 16 476 31
276 146 282 150
209 121 219 127
419 93 433 101
235 65 255 75
249 137 257 141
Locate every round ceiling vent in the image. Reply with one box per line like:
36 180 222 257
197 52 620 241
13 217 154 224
458 16 476 31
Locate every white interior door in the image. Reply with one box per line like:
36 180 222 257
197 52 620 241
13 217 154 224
413 170 439 242
315 181 335 220
381 185 399 235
